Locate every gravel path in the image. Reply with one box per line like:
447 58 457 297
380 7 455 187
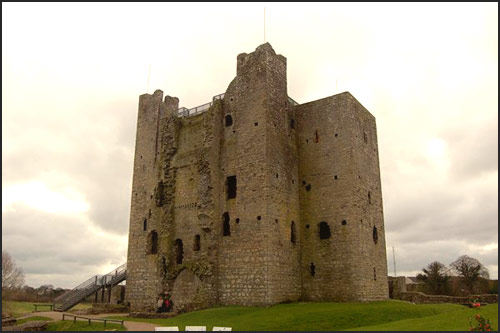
19 311 160 331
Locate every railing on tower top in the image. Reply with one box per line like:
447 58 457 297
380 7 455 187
177 93 298 117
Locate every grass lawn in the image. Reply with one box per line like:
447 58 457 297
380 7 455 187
2 301 92 318
46 320 126 331
107 300 498 331
16 315 54 325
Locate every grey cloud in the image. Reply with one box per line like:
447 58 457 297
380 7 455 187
2 205 126 288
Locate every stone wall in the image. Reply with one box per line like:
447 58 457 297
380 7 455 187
397 291 498 304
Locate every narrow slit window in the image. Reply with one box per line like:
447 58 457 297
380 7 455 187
148 230 158 254
174 238 183 264
227 176 237 199
291 221 297 244
223 212 230 236
290 119 295 129
368 191 372 204
193 234 201 251
373 226 378 244
310 262 316 277
314 130 319 143
143 218 147 231
373 267 377 280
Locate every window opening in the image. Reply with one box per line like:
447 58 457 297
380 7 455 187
227 176 237 199
373 267 377 280
314 130 319 143
368 191 371 204
148 230 158 254
223 212 230 236
364 132 368 143
225 114 233 127
291 221 297 244
193 234 201 251
305 184 311 191
290 119 295 129
143 219 147 231
319 222 331 239
373 226 378 244
310 262 316 277
341 220 347 225
257 216 262 221
174 238 183 264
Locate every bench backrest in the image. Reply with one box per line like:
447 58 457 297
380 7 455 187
155 327 179 331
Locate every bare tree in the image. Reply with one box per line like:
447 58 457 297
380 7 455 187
2 251 25 300
450 255 489 293
416 261 450 295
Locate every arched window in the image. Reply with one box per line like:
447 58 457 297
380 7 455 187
318 222 331 239
290 221 297 244
193 234 201 251
174 239 183 264
147 230 158 254
373 226 378 244
225 114 233 127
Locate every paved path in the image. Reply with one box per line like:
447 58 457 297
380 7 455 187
19 311 159 331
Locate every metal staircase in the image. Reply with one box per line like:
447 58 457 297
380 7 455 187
54 263 126 312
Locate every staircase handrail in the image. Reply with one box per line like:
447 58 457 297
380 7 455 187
54 263 126 304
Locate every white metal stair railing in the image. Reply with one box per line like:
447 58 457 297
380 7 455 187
54 263 127 312
176 93 299 118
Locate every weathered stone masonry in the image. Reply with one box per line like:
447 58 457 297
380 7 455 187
126 43 389 312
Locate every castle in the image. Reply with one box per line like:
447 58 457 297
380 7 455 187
126 43 389 312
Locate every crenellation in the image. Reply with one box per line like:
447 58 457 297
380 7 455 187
126 43 388 312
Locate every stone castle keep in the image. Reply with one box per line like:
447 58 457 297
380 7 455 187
126 43 389 312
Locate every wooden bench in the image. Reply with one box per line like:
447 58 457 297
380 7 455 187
33 303 54 312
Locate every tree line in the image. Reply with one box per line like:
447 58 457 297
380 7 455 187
416 255 493 295
2 251 68 302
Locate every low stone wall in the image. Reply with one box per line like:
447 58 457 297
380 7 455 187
129 312 178 319
398 291 498 304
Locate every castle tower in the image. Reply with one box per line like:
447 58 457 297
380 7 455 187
218 43 301 305
125 43 388 313
295 93 388 301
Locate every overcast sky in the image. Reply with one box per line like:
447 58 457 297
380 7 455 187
3 3 498 288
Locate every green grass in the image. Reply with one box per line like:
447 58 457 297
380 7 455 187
46 320 126 331
350 303 498 331
108 300 498 331
2 301 93 318
16 315 54 325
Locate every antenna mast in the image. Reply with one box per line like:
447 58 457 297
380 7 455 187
264 7 266 42
392 246 397 277
147 64 151 94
